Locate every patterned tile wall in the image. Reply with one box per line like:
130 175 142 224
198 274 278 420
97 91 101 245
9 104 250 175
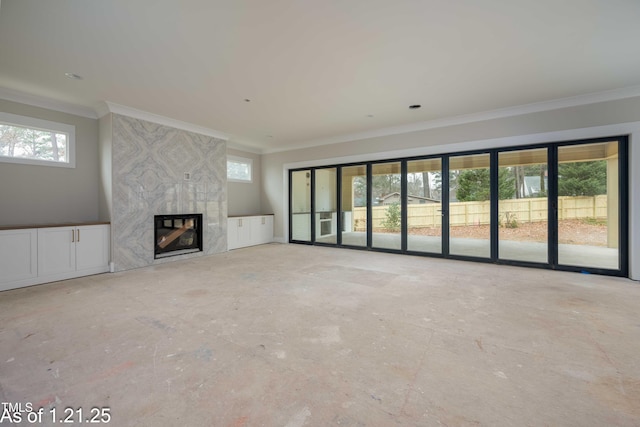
111 114 227 271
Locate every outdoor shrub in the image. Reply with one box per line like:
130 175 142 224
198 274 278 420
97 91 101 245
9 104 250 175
503 212 519 228
382 203 401 231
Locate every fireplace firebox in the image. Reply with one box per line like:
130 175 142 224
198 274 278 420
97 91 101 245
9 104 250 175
154 214 203 258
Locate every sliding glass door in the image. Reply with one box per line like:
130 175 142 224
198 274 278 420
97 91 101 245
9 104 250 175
340 165 367 247
314 168 338 244
498 148 549 264
371 161 402 250
407 158 442 254
557 141 621 270
290 170 311 242
289 137 627 276
448 153 491 258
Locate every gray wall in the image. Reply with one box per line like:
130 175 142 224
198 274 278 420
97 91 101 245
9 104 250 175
227 148 265 216
262 96 640 279
0 99 99 226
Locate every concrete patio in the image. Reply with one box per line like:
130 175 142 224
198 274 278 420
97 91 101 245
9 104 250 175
321 232 620 269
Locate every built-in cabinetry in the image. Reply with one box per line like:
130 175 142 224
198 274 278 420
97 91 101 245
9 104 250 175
227 215 273 250
0 228 38 289
0 223 110 292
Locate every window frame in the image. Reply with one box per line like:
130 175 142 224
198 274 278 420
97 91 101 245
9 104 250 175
0 112 76 168
227 155 253 183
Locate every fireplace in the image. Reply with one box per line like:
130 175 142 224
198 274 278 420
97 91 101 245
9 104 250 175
154 214 203 259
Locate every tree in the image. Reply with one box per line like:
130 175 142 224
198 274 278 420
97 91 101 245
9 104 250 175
558 161 606 196
513 166 525 199
352 176 367 207
372 174 400 202
0 123 66 161
407 171 442 200
456 168 515 201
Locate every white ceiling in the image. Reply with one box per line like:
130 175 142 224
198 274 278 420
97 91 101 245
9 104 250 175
2 0 640 153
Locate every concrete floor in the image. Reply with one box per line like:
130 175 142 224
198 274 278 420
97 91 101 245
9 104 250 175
1 244 639 426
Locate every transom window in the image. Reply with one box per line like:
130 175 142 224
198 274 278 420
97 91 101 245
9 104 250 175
0 112 75 168
227 155 253 182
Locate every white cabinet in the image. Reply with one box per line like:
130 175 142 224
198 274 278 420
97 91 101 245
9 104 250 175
227 217 252 250
228 215 273 250
251 215 274 245
76 225 110 273
0 224 110 292
0 229 38 291
38 226 76 277
38 224 110 281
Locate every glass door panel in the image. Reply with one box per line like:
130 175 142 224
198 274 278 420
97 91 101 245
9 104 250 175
557 141 619 269
498 148 548 263
291 170 311 242
340 165 367 247
371 162 402 250
449 153 491 258
314 168 337 244
407 158 442 254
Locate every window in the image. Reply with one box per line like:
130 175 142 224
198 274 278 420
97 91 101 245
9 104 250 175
0 112 76 168
227 155 252 182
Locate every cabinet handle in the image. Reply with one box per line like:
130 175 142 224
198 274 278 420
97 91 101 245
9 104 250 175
262 217 265 225
239 219 242 227
77 229 80 242
72 229 75 242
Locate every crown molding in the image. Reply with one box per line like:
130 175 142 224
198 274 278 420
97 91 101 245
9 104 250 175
226 140 264 154
0 86 98 119
264 84 640 154
101 101 230 141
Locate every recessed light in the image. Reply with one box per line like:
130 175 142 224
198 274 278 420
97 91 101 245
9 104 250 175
409 104 421 109
64 72 83 80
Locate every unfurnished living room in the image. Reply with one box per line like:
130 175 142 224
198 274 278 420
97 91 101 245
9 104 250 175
1 1 639 426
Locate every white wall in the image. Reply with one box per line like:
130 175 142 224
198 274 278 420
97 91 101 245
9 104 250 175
630 139 640 280
227 148 265 216
98 114 112 223
262 96 640 280
0 99 100 226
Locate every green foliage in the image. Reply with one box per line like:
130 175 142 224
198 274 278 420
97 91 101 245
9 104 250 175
558 161 606 196
456 168 515 201
381 203 401 231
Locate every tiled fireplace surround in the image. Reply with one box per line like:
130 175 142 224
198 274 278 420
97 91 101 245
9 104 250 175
108 114 227 272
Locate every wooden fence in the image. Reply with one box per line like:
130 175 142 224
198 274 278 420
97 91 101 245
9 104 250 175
352 195 607 231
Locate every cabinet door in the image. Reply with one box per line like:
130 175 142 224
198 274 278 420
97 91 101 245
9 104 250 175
38 227 75 276
237 217 252 247
75 225 110 273
227 218 240 250
264 216 274 243
251 216 273 245
0 229 38 289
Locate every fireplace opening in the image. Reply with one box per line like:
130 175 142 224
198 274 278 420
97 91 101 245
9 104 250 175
154 214 203 259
